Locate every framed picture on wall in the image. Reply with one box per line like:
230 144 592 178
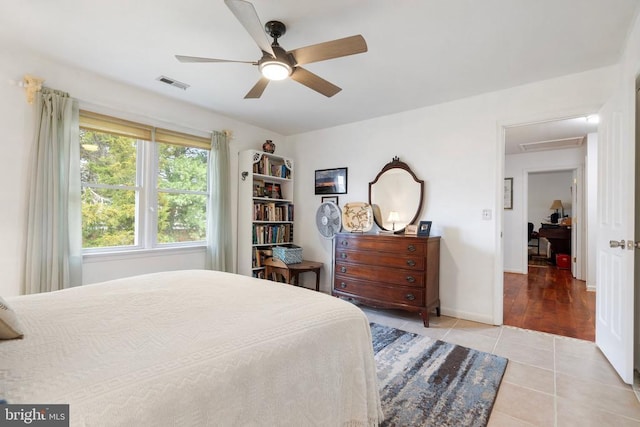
315 168 348 195
504 177 513 210
321 196 339 205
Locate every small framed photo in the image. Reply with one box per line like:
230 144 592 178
321 196 339 205
417 221 432 237
504 177 513 210
405 224 418 235
315 167 348 195
253 179 264 197
265 182 282 199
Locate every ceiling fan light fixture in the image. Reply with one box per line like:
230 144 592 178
260 60 292 80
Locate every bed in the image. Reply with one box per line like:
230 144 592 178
1 270 382 426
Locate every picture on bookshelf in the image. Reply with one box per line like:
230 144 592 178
265 182 282 199
253 180 265 197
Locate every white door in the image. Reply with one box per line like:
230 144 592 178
596 88 635 384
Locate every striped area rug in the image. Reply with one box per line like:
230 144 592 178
371 323 508 427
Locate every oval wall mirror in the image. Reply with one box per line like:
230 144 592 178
369 157 424 233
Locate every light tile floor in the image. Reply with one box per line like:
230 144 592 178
361 306 640 426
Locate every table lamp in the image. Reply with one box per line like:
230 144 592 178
387 211 400 231
549 200 563 223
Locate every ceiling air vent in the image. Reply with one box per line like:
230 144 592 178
156 75 189 90
519 137 584 153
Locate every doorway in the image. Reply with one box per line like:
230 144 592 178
502 115 597 339
526 169 578 273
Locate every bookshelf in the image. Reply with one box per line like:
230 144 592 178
238 150 294 278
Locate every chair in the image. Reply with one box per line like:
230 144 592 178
263 257 323 291
528 222 540 256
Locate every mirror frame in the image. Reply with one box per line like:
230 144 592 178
368 156 424 233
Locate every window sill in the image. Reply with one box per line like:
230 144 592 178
82 245 206 263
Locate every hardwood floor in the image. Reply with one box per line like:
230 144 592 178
503 258 596 341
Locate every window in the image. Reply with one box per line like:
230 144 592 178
156 142 208 244
79 111 211 251
80 129 139 248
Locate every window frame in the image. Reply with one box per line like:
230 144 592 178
79 111 211 254
149 140 210 248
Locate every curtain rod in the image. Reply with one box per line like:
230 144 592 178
13 74 45 104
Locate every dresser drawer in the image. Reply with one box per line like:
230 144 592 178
335 262 424 287
335 234 426 256
335 249 425 270
334 277 425 307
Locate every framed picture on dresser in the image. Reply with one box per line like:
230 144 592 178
404 224 418 235
417 221 432 237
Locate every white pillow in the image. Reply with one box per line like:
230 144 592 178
0 296 24 339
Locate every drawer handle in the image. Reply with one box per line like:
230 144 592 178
407 244 416 252
341 240 348 246
340 282 347 289
340 252 347 259
341 266 347 273
405 293 416 301
406 260 416 267
406 276 416 283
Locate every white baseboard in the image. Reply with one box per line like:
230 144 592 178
440 307 496 326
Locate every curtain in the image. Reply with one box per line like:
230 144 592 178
24 88 82 294
206 131 233 272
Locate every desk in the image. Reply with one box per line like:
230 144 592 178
538 223 571 264
264 258 323 291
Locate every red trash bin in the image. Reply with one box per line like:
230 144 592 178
556 254 570 269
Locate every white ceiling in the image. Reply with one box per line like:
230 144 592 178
504 116 599 155
1 0 638 137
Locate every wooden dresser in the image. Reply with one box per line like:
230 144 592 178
332 233 440 327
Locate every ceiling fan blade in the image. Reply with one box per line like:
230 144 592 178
224 0 275 57
175 55 256 64
244 77 270 99
289 35 367 66
290 67 341 97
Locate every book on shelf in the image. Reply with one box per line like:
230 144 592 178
270 163 290 178
253 201 293 222
252 154 290 179
252 224 292 245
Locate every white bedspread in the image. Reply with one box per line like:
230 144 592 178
2 270 382 426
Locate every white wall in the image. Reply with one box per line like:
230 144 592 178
284 67 615 325
504 148 584 274
0 41 285 296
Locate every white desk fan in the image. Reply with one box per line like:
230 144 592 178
315 202 342 239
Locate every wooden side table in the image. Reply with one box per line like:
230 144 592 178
264 257 323 291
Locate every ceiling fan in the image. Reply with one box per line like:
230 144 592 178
175 0 368 99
